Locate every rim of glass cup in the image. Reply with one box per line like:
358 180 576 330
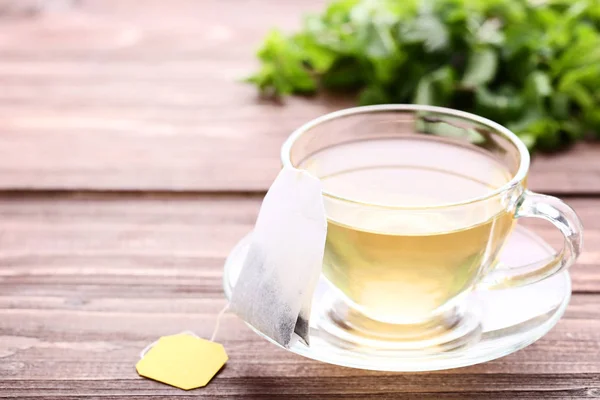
280 104 530 210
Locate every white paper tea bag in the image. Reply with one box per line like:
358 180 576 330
229 167 327 348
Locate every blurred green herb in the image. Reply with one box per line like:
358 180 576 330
246 0 600 151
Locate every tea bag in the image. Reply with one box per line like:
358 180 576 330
229 167 327 348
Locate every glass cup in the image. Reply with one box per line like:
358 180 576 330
280 105 583 348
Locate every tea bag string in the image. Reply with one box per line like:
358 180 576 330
210 303 229 342
139 302 230 359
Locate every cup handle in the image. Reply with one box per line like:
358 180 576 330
479 190 583 290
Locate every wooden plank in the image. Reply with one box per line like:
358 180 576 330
0 0 597 193
529 145 600 195
2 295 598 376
1 370 599 398
1 375 599 399
0 195 597 292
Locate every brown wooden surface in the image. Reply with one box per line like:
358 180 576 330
0 1 599 399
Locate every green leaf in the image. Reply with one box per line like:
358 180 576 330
361 22 398 58
321 59 366 89
475 86 524 121
247 30 317 96
414 77 434 105
551 93 570 119
519 133 537 150
430 66 455 99
527 71 552 97
359 85 390 105
413 66 455 106
561 120 586 141
552 37 600 76
584 108 600 134
399 12 450 51
474 19 505 46
476 87 510 110
349 0 401 58
561 82 594 109
246 0 600 151
293 33 337 73
462 48 498 87
558 64 600 90
508 112 563 151
417 116 485 143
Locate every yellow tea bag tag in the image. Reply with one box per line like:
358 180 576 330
136 333 228 390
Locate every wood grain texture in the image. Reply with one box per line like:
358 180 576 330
0 0 598 193
0 195 597 292
0 195 599 399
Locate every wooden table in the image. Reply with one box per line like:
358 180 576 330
0 1 599 398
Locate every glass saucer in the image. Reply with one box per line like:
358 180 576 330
223 225 570 371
